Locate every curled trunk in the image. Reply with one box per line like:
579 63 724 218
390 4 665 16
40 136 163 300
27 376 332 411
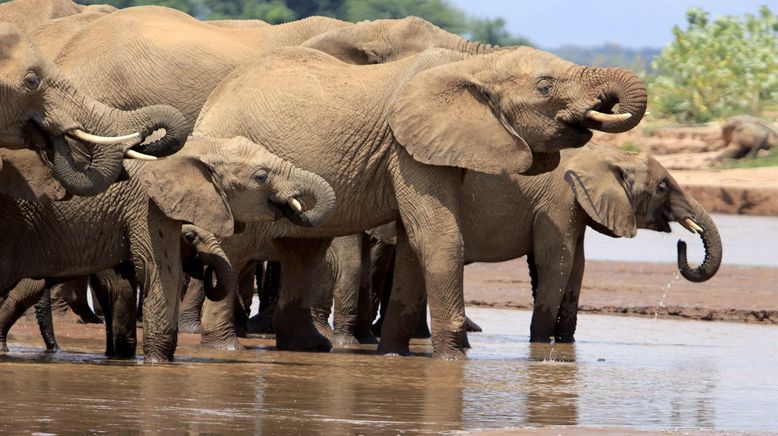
181 225 234 302
274 163 337 227
581 67 647 133
675 200 722 282
51 135 123 197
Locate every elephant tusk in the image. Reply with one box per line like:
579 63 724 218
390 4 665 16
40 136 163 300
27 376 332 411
585 110 632 123
288 197 304 213
683 217 704 234
68 129 141 145
125 149 157 161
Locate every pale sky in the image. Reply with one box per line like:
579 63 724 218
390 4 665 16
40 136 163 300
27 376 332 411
450 0 775 48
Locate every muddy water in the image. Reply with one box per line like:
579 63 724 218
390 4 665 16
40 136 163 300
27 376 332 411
1 307 776 433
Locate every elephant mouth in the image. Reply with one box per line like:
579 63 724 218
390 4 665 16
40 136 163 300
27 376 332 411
269 195 316 227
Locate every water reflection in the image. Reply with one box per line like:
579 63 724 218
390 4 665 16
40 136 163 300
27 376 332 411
0 308 776 433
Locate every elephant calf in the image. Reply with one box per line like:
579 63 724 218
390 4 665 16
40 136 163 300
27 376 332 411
714 115 778 161
322 144 722 346
0 136 335 361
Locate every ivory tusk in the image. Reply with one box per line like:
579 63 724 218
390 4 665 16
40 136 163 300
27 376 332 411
585 110 632 123
125 149 157 161
288 197 304 213
68 129 141 145
683 217 704 234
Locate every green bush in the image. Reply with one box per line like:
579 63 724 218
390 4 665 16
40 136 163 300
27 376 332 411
650 6 778 123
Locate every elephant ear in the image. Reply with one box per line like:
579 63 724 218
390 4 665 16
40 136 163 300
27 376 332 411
564 153 637 238
139 154 234 238
0 149 66 201
302 26 383 65
388 56 532 175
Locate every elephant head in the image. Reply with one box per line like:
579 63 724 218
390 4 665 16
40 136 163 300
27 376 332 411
564 144 722 282
387 46 647 175
303 16 503 65
0 23 188 197
180 224 233 302
140 136 337 238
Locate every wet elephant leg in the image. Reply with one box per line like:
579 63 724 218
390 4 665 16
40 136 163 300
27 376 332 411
311 248 336 341
377 224 426 356
199 271 244 350
273 237 333 352
178 278 205 334
0 279 46 352
246 261 280 334
34 286 59 352
91 267 138 358
329 234 367 345
554 237 586 343
529 229 578 343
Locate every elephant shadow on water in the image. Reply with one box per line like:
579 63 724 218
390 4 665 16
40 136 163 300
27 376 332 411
0 136 336 361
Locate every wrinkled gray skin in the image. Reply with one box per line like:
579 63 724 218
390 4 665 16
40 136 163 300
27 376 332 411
320 144 722 346
195 45 647 359
0 225 237 357
0 0 115 35
714 115 778 161
0 22 187 199
0 136 336 361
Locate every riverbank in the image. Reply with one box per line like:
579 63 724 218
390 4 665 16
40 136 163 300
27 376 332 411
464 259 778 324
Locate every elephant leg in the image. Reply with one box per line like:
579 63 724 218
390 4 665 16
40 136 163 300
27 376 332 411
554 237 586 343
132 217 184 363
529 230 577 343
34 285 58 352
199 270 244 350
412 297 432 339
246 261 280 334
178 278 204 334
330 234 368 345
370 249 395 337
50 277 101 324
745 134 770 158
91 267 138 358
310 250 335 341
353 234 379 345
273 237 333 353
0 279 46 352
377 223 427 356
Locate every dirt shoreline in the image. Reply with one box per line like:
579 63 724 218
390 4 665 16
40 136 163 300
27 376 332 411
673 167 778 216
464 259 778 325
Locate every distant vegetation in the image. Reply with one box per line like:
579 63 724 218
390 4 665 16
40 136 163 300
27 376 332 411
650 6 778 123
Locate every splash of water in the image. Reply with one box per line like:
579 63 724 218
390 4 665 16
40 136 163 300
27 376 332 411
646 271 681 345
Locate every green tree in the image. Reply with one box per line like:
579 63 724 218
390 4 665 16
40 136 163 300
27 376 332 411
467 17 532 46
651 6 778 123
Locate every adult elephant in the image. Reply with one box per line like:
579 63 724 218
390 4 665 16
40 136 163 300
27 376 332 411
0 0 115 34
317 144 722 346
194 46 648 359
0 23 188 198
0 136 336 361
714 115 778 161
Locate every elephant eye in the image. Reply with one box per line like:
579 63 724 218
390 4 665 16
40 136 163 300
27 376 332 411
23 72 40 91
656 180 668 194
253 169 269 183
183 231 197 244
535 79 553 97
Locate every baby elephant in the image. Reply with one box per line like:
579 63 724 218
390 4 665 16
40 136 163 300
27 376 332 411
325 144 722 348
714 115 778 161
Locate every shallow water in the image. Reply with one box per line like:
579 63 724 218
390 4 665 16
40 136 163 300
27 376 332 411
1 307 776 433
586 213 778 266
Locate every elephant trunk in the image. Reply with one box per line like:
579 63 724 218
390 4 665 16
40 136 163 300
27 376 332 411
580 67 647 133
457 37 503 55
674 198 722 282
273 161 337 227
45 78 188 196
181 225 234 302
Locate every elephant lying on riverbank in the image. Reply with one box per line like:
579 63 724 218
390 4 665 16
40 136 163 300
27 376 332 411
0 136 335 361
714 115 778 161
312 144 721 348
194 44 647 358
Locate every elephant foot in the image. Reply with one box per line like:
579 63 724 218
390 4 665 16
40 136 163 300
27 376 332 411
464 316 483 333
554 335 575 343
44 344 59 354
178 320 203 334
246 310 274 334
275 304 332 352
200 332 245 351
332 330 360 346
529 335 553 343
430 328 468 359
376 337 411 356
0 340 8 352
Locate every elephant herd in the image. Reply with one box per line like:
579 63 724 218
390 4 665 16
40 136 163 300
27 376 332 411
0 0 721 362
